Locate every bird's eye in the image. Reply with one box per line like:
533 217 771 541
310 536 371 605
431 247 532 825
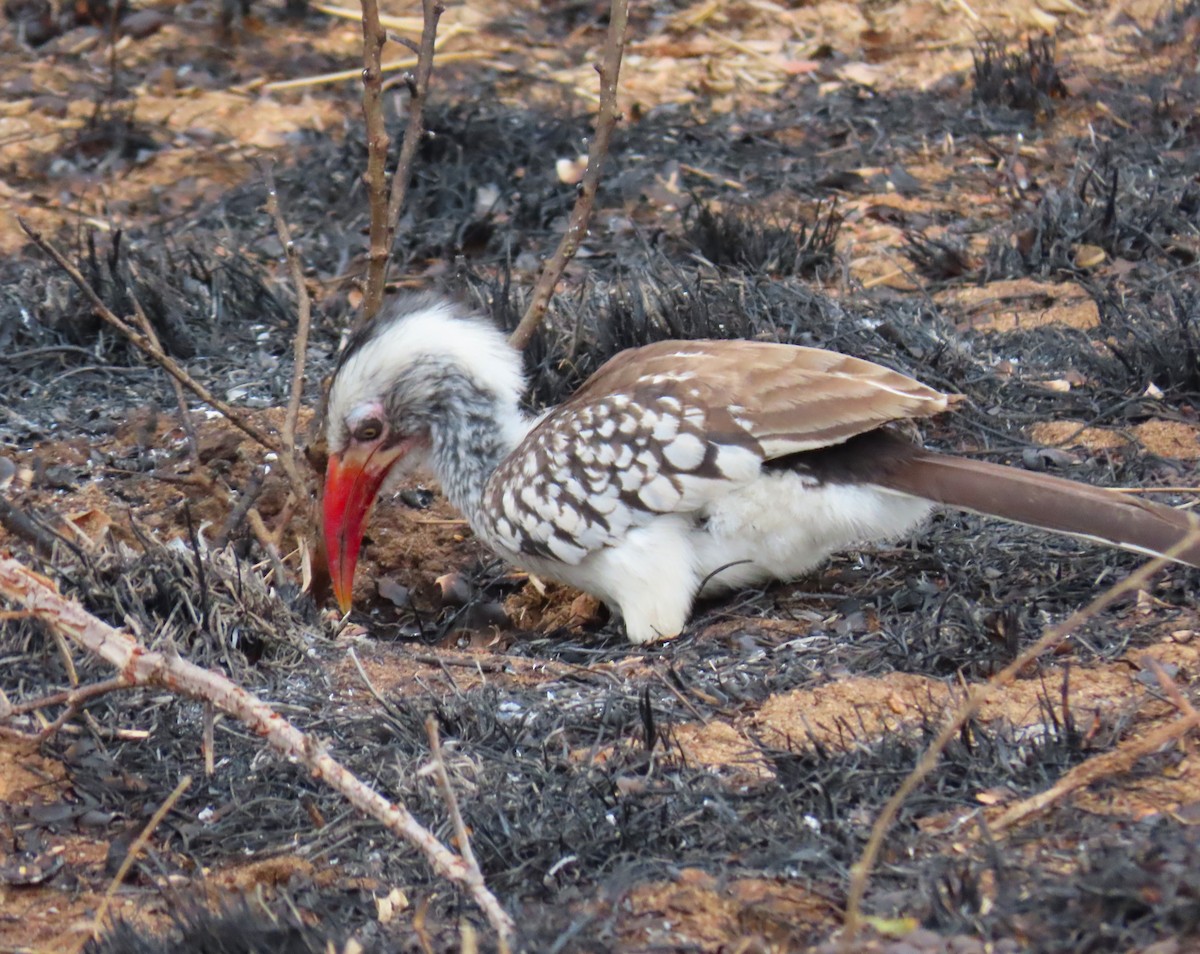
353 418 384 442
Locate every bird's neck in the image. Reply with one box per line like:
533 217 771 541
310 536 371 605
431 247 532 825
430 396 528 523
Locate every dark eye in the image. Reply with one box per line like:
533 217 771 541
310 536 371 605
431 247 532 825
353 418 384 442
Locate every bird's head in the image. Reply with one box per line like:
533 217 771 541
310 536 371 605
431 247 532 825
321 295 525 614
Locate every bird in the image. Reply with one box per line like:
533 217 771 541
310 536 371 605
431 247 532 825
321 294 1200 645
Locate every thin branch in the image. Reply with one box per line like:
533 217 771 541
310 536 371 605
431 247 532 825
357 0 443 329
0 554 514 942
18 220 279 454
424 715 481 876
508 0 630 351
378 0 442 306
124 284 199 464
90 773 192 944
841 518 1200 946
358 0 391 327
262 164 315 507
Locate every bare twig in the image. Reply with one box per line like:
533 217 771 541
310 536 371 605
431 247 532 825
0 676 134 743
508 0 630 351
262 164 315 507
841 519 1200 946
378 0 442 306
357 0 443 329
357 0 390 326
989 704 1199 836
261 47 478 94
18 220 279 454
128 289 199 465
0 554 514 941
424 715 481 875
90 773 193 945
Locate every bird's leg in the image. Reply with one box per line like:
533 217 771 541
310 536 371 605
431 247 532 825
579 517 701 645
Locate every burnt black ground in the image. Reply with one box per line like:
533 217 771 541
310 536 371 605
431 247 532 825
3 16 1200 954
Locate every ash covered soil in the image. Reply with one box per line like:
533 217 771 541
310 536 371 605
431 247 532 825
3 0 1200 951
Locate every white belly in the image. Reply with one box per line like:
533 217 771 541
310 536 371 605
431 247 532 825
694 471 933 595
493 470 933 644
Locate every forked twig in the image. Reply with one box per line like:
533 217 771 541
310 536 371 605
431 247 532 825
840 517 1200 945
358 0 443 329
0 555 515 941
508 0 630 351
0 676 134 743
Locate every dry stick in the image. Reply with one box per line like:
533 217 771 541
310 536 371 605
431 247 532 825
87 773 193 949
18 220 279 455
357 0 392 327
0 555 515 941
377 0 442 301
508 0 630 352
989 703 1199 836
840 520 1200 945
263 165 315 508
423 715 481 876
356 0 443 329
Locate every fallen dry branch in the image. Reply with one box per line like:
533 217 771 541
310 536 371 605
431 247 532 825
0 554 516 942
508 0 630 351
357 0 443 329
841 518 1200 946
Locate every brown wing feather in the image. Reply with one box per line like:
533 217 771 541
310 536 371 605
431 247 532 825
570 339 956 458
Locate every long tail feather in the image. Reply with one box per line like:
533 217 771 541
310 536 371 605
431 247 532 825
875 451 1200 568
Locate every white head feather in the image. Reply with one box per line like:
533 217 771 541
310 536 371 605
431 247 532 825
326 296 527 452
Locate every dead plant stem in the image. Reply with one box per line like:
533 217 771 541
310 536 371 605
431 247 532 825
358 0 442 329
263 164 315 507
380 0 442 301
0 554 515 942
841 519 1200 945
424 715 481 875
87 774 193 948
508 0 629 351
358 0 390 325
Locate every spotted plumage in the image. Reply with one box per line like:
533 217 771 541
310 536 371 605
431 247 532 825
321 295 1200 645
